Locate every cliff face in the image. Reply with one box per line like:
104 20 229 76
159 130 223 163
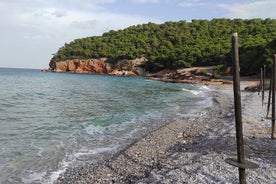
49 58 146 76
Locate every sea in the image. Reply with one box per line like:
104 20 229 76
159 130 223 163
0 68 213 184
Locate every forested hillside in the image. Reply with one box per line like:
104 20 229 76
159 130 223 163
51 18 276 75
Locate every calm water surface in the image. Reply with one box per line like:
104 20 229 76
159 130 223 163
0 68 212 183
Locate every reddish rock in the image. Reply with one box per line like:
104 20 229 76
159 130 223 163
68 60 79 71
55 61 68 72
50 58 144 76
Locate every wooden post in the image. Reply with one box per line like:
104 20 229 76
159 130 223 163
225 33 258 180
259 68 262 95
232 33 246 184
263 65 266 91
225 33 258 183
266 75 272 118
261 67 265 106
272 55 276 139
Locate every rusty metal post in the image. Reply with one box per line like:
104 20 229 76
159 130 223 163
272 55 276 139
231 33 246 184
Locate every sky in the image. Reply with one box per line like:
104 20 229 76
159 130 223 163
0 0 275 69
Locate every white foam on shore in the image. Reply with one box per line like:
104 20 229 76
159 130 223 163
22 171 47 184
199 85 211 90
182 85 211 96
51 145 119 180
24 144 119 184
181 85 215 116
182 88 202 95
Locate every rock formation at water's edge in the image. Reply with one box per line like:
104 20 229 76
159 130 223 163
48 58 146 76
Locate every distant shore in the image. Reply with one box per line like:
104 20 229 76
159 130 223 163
55 81 275 183
146 76 233 85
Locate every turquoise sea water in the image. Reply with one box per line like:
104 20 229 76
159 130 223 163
0 68 212 183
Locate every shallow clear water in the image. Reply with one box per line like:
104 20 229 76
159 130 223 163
0 68 212 183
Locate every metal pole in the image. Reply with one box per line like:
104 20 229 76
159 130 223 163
231 33 246 184
272 55 276 139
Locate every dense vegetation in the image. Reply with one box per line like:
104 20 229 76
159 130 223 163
51 18 276 75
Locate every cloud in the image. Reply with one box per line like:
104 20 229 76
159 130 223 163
130 0 160 4
52 10 67 18
0 0 157 68
71 20 98 30
178 0 208 7
218 0 276 19
0 0 152 40
23 33 50 40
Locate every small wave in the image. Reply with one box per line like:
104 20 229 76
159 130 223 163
74 146 119 157
23 145 118 184
182 84 211 96
182 88 202 95
84 124 106 137
199 85 211 90
22 171 47 184
29 142 44 157
49 145 118 184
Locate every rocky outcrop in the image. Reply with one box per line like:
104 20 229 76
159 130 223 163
47 58 234 85
147 67 233 85
50 58 111 74
49 58 146 76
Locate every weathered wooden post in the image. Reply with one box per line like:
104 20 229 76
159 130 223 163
258 68 262 95
260 67 263 96
262 66 265 106
225 33 258 184
231 32 246 184
263 65 266 91
266 75 272 118
272 55 276 139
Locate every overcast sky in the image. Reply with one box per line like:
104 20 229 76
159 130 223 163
0 0 275 69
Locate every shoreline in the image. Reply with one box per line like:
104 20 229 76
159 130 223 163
55 83 275 183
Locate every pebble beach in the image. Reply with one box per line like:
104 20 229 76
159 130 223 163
55 82 276 184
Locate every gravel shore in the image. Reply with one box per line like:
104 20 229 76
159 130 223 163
55 84 276 184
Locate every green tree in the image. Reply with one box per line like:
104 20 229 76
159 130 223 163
50 18 276 74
